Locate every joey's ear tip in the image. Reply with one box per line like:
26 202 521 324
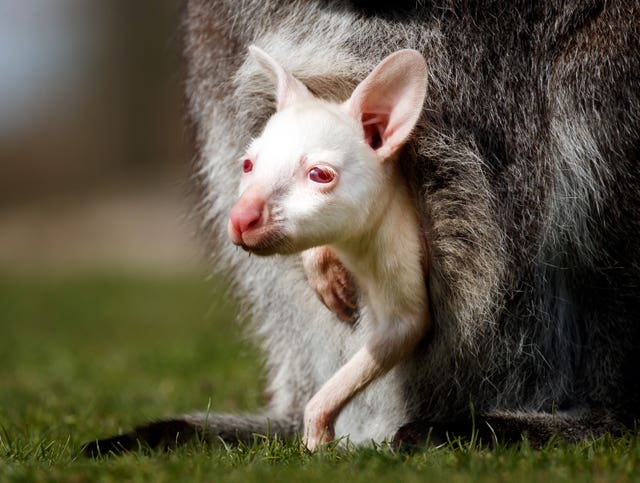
247 44 311 110
388 48 424 60
388 49 427 68
397 48 424 57
400 50 428 69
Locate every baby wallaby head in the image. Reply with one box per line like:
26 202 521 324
228 46 427 256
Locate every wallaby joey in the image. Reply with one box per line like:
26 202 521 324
228 46 431 450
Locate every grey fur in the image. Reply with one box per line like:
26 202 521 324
86 0 640 454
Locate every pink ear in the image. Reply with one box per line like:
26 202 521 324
345 50 427 159
249 45 312 111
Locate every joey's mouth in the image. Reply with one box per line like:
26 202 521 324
233 225 293 256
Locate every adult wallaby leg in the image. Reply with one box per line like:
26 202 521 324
82 413 301 456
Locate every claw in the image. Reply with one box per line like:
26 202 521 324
302 246 358 322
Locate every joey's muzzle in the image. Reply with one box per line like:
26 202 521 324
228 192 266 245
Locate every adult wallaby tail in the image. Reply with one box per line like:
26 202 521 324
82 414 300 456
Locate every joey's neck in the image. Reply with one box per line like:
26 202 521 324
331 169 419 280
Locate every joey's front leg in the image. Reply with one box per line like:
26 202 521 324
303 317 426 451
301 246 357 322
303 344 405 451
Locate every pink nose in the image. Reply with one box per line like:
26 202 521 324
229 196 265 238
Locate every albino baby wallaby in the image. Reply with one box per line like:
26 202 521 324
228 46 431 450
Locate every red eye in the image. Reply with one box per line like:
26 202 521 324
308 166 336 184
243 159 253 173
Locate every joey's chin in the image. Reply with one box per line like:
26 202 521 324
234 226 293 256
237 242 280 256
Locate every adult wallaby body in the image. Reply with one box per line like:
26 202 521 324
85 0 640 455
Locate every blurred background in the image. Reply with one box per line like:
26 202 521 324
0 0 204 274
0 1 266 450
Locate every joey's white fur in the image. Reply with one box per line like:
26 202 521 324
228 46 430 450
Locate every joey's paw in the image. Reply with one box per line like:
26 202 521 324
302 246 357 322
303 422 335 452
304 400 335 452
304 431 334 452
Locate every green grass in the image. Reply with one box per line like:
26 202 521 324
1 272 639 481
